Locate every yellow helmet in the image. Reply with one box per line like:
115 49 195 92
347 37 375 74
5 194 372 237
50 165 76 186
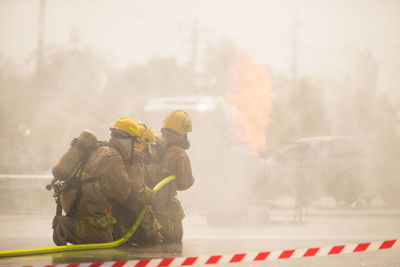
111 117 139 138
162 110 192 136
135 123 156 151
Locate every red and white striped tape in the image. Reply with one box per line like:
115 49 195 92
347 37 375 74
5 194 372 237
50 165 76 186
32 239 399 267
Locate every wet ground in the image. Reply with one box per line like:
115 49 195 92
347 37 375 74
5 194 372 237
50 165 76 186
0 213 399 267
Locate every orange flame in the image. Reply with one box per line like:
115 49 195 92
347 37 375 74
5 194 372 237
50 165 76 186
227 54 273 154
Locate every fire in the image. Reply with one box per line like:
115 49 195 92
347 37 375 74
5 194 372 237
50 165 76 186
227 54 273 154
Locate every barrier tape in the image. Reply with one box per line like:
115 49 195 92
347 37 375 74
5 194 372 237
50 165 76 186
24 239 399 267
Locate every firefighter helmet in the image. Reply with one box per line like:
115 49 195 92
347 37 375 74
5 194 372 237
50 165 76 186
110 117 139 138
162 110 192 136
135 123 156 151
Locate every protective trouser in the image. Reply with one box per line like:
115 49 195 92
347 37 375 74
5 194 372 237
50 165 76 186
52 215 114 245
112 204 162 245
156 197 185 243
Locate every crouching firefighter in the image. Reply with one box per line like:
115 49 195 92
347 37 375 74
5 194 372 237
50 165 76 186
111 123 162 245
153 110 195 243
48 117 152 245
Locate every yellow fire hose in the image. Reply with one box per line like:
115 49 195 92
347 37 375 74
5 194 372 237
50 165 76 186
0 175 176 258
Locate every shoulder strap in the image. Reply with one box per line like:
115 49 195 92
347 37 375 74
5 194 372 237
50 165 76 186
65 178 101 217
54 141 107 218
64 159 100 217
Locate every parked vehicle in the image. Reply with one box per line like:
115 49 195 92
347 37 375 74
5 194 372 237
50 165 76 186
264 136 371 205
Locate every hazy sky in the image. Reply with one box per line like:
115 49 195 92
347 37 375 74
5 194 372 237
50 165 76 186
1 0 399 98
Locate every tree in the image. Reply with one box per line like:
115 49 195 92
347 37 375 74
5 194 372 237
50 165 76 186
201 39 238 96
266 77 330 148
0 46 112 173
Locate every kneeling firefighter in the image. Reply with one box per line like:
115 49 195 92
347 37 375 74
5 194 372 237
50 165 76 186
51 117 152 245
138 123 160 188
111 123 162 245
153 110 195 243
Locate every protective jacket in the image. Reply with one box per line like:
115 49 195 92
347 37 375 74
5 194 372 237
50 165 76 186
112 148 161 245
55 138 141 244
153 131 194 242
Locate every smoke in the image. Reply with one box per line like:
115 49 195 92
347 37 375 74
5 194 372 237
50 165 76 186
0 0 400 225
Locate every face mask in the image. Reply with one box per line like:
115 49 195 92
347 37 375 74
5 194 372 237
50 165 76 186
143 144 152 164
114 137 132 157
182 134 190 150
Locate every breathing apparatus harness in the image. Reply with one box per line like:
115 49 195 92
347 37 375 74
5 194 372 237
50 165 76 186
46 139 105 217
46 131 137 218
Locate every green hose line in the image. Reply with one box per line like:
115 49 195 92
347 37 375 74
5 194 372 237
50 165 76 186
0 175 176 258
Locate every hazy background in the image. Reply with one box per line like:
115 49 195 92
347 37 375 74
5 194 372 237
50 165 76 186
1 0 400 217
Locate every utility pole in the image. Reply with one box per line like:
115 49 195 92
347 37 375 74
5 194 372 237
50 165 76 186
36 0 46 74
291 8 299 91
190 17 198 75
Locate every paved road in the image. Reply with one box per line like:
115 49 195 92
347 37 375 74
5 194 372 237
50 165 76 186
0 214 399 266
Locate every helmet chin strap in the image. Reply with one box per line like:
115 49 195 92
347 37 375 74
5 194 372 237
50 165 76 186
144 144 152 163
130 136 137 165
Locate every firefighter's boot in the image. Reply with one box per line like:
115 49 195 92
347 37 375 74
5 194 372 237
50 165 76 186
52 216 67 246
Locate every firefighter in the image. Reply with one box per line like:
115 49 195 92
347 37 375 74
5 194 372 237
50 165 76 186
52 117 151 245
111 123 162 245
137 123 159 188
153 110 195 243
